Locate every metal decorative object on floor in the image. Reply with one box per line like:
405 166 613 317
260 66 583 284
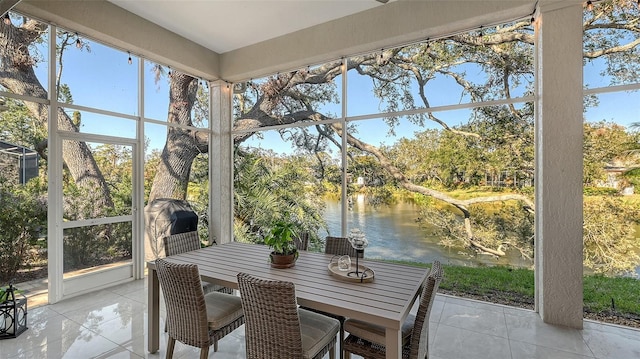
0 285 28 339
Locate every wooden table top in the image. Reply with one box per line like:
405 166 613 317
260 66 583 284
148 241 428 330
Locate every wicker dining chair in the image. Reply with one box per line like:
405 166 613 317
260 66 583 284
162 231 233 295
237 272 340 359
155 259 245 359
325 236 363 258
294 231 309 251
343 261 443 359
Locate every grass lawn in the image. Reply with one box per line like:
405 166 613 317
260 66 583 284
390 260 640 327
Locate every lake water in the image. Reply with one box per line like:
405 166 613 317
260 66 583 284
322 196 640 275
321 196 534 269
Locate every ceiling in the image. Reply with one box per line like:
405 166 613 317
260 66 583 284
108 0 388 54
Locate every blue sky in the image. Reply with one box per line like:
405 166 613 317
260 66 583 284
32 38 189 152
24 27 638 159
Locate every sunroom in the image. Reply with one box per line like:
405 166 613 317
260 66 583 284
1 0 639 358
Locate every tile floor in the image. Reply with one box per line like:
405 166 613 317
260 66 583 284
2 278 640 359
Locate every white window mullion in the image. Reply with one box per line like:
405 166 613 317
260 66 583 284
134 57 145 279
47 23 64 304
341 59 348 237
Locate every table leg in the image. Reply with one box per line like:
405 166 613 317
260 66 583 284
385 327 402 359
148 267 159 353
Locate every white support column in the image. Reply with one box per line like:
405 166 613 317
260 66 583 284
535 2 584 329
209 80 233 244
47 23 63 303
134 57 145 279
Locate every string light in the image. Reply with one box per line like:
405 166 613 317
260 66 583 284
168 66 172 77
75 33 82 48
3 13 10 25
127 52 132 65
585 0 594 11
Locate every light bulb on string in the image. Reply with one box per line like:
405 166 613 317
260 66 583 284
585 0 594 11
127 52 132 65
168 66 172 78
3 13 10 25
75 33 82 48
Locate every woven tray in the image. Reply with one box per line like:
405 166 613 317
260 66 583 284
328 262 375 283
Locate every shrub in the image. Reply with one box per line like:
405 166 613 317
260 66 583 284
583 186 619 196
0 179 46 285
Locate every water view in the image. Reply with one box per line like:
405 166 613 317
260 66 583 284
323 196 640 276
322 197 534 269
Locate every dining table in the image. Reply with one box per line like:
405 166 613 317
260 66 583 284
147 241 429 359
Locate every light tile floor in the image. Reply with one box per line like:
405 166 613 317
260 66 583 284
2 278 640 359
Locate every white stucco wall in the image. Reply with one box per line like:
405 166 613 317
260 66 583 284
535 2 584 329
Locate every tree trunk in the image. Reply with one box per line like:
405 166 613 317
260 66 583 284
0 18 113 217
148 72 207 202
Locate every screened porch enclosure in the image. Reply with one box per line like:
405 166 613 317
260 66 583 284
0 0 638 334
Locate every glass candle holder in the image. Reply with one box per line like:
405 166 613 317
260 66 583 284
337 255 351 271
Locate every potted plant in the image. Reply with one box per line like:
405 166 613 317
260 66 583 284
264 220 299 268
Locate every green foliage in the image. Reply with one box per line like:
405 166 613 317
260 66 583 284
583 196 640 275
0 287 8 303
0 285 22 303
0 98 47 150
186 153 211 243
583 121 637 186
0 179 47 286
264 220 298 255
584 274 640 315
439 264 535 301
233 148 326 249
624 168 640 187
144 149 162 204
419 201 534 260
583 186 619 196
385 108 535 191
62 183 131 270
192 82 210 127
92 144 133 214
62 222 132 271
395 260 640 319
418 186 639 275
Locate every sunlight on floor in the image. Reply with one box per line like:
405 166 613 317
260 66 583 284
2 278 640 358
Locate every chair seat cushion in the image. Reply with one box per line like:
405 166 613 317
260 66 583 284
202 280 232 295
299 308 340 358
204 292 244 330
344 313 415 346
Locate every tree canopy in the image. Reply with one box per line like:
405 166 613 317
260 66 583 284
1 0 639 277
